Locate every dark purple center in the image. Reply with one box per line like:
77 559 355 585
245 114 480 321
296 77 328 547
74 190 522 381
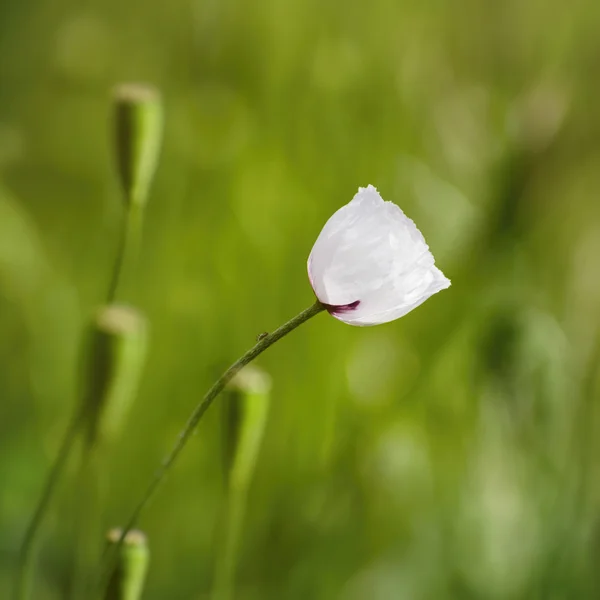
322 300 361 315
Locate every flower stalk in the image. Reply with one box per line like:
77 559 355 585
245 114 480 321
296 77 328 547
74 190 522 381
13 409 86 600
100 300 326 593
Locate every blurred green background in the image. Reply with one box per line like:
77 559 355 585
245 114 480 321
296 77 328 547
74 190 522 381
2 0 600 598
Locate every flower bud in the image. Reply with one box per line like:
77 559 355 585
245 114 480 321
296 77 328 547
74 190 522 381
222 365 271 490
83 304 148 446
214 366 271 600
112 83 163 209
105 528 149 600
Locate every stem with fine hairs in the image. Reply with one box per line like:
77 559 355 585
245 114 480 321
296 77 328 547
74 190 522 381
99 300 326 593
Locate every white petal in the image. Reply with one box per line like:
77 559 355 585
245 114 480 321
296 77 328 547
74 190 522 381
307 185 450 326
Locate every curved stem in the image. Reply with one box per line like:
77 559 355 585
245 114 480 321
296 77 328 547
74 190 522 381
99 300 325 592
14 407 87 600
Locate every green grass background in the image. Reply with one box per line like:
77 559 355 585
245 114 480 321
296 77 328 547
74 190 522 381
1 0 600 597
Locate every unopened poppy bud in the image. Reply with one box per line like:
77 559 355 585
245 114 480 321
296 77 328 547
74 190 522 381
222 365 271 490
308 185 450 326
112 83 163 209
105 528 149 600
83 304 148 445
215 367 271 600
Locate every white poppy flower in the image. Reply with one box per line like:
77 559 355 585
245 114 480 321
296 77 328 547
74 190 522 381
307 185 450 326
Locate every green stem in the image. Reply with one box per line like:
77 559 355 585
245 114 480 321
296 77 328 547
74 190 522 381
69 443 108 600
106 204 143 304
14 407 86 600
213 488 248 600
99 300 326 592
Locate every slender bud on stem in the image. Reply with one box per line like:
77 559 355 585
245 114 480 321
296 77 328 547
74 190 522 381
68 306 148 597
108 84 163 302
112 84 163 210
104 529 149 600
83 304 148 447
223 366 271 491
214 366 271 600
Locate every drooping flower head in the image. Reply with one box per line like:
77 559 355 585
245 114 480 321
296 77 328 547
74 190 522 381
308 185 450 326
